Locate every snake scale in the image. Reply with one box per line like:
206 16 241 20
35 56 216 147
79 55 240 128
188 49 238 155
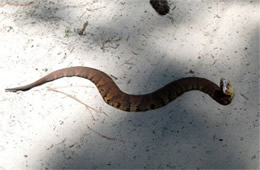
6 66 234 112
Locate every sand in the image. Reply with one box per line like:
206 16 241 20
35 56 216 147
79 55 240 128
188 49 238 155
0 0 259 169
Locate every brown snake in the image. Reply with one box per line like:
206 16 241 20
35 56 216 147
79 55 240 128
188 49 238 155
5 66 235 112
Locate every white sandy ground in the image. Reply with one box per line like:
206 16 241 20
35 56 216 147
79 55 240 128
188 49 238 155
0 0 259 169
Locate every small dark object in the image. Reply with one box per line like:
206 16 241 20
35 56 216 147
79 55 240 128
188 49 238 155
150 0 170 15
78 21 88 35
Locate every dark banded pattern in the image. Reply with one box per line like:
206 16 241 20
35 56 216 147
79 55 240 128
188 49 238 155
5 66 234 112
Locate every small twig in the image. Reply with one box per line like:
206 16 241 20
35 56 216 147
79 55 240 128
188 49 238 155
85 0 99 6
0 1 34 7
48 87 108 118
87 125 125 143
47 138 66 150
78 21 88 35
110 74 118 80
85 6 106 12
120 56 134 66
240 93 249 100
98 36 122 52
79 11 87 18
99 39 107 52
48 87 97 120
131 50 138 55
48 87 96 120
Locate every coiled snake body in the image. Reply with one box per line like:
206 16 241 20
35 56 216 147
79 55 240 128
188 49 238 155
6 66 234 112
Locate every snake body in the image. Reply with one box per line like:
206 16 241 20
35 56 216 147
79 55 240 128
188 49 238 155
5 66 234 112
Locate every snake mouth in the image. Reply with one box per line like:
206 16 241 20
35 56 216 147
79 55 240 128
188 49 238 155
220 78 235 101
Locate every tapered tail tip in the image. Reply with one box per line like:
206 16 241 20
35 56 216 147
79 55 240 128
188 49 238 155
5 88 18 92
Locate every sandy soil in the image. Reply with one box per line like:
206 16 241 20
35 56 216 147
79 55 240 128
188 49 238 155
0 0 259 169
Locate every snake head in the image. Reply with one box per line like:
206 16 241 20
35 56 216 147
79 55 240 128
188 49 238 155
220 78 235 103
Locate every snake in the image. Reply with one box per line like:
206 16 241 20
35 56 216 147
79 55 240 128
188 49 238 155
5 66 235 112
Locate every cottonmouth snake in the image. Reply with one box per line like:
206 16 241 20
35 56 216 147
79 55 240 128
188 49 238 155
5 66 234 112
